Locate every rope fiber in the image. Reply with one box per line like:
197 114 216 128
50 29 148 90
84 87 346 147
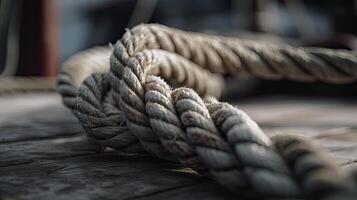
58 23 357 199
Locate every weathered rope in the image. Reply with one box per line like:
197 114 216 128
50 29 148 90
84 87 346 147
111 24 357 83
273 134 357 199
58 23 357 199
58 46 112 110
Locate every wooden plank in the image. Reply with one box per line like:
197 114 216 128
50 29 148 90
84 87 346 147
132 183 235 200
0 93 82 143
0 134 93 167
0 93 75 124
0 123 82 144
0 152 232 200
0 93 356 200
0 93 232 200
237 97 357 127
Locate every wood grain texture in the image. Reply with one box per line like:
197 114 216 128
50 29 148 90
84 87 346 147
0 93 356 200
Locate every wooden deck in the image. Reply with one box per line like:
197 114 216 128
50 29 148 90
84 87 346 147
0 93 356 200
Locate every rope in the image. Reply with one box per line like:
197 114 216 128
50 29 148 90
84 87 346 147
58 23 357 199
58 46 112 110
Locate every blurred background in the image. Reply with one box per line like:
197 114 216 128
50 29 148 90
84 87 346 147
1 0 357 97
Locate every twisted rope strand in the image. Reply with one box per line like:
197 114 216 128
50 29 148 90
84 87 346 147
273 134 357 200
110 49 225 158
171 88 248 194
58 23 357 199
207 102 300 197
119 24 357 82
145 76 204 169
75 74 143 153
58 46 112 110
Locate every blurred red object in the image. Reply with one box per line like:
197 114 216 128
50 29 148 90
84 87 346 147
17 0 59 76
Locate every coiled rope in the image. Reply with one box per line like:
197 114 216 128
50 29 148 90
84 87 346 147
58 24 357 199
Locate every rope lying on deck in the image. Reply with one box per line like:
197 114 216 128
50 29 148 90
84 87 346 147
58 24 357 199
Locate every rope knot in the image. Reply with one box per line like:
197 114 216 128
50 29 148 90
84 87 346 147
58 23 357 199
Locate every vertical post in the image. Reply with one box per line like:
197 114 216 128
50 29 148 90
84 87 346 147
17 0 59 76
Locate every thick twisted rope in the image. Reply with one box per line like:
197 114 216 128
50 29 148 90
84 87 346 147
58 46 112 110
58 24 357 199
111 24 357 83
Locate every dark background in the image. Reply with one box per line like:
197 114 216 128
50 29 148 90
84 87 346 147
1 0 357 97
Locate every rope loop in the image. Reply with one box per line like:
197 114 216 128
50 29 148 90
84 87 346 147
58 23 357 199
